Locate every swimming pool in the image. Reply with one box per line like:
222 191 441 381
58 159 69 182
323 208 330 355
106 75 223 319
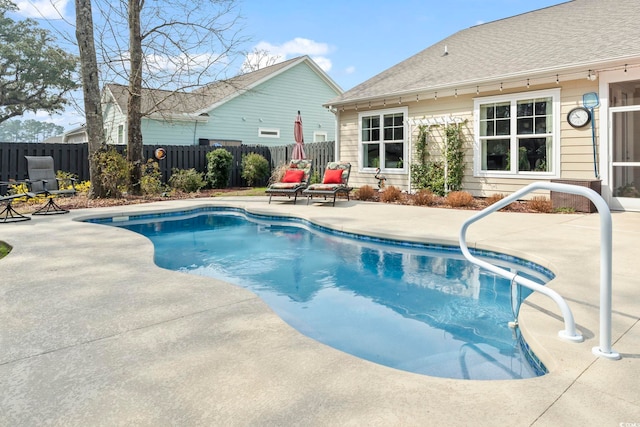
90 208 550 380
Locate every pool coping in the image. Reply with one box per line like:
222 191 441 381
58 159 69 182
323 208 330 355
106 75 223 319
1 196 638 425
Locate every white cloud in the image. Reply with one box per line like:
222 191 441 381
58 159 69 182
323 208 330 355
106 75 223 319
241 38 333 73
345 66 356 74
15 0 70 19
144 53 224 74
310 56 332 72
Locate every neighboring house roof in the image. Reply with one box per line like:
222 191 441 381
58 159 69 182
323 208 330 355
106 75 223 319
104 56 342 119
43 135 63 143
62 125 88 143
329 0 640 106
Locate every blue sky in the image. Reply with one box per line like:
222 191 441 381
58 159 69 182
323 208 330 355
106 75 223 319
13 0 567 130
238 0 567 91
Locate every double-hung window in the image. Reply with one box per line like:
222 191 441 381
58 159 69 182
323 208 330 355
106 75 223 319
359 107 407 172
474 89 560 177
117 124 124 144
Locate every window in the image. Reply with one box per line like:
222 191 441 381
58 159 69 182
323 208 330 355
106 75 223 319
359 107 407 172
117 125 124 144
259 128 280 138
474 89 560 177
313 131 327 142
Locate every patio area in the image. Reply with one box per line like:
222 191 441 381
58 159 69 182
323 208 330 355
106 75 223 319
1 197 638 425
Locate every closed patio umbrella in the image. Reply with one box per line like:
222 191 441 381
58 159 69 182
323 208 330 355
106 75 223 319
292 110 306 160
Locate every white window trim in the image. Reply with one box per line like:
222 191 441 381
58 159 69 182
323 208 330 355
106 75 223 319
117 124 125 145
258 128 280 138
358 106 408 175
473 88 561 179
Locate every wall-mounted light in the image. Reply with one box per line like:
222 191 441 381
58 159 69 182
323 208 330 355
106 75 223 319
556 74 560 84
526 78 530 88
434 92 438 100
587 70 597 81
500 82 503 92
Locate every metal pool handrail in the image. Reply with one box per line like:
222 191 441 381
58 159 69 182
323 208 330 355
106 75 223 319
459 182 620 360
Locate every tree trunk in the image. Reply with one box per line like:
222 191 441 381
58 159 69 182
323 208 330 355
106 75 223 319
75 0 108 198
127 0 144 195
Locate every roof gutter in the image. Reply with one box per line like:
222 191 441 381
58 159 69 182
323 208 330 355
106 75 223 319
324 56 639 108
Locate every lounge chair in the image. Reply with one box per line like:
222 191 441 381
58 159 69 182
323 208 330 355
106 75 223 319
0 181 32 223
265 159 312 204
303 161 353 206
25 156 77 215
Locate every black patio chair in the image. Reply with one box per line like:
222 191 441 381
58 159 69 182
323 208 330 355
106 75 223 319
25 156 77 215
302 161 353 206
0 181 33 223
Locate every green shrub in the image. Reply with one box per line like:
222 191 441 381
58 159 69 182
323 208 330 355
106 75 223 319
411 162 446 196
92 146 131 197
140 159 165 195
206 148 233 188
241 153 270 186
169 168 206 193
309 170 321 185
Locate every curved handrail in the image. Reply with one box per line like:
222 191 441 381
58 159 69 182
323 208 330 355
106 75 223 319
459 182 620 359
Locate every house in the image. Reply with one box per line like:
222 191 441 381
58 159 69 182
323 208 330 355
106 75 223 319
326 0 640 211
101 56 342 148
63 125 88 143
42 125 88 144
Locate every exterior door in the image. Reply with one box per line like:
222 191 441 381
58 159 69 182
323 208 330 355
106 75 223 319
609 80 640 211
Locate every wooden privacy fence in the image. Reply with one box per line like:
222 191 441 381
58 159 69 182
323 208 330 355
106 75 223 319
0 141 334 194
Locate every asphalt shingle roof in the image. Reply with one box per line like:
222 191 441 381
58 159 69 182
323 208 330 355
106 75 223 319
331 0 640 104
104 57 305 116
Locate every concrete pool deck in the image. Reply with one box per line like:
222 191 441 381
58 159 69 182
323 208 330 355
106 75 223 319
1 197 638 425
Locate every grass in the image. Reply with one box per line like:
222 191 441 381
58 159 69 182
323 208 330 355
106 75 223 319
209 187 266 197
0 241 11 259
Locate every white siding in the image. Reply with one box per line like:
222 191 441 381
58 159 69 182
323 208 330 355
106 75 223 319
103 102 126 145
338 78 603 198
134 61 341 147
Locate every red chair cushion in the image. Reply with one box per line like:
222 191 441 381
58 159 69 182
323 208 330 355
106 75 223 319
282 169 304 183
322 169 343 184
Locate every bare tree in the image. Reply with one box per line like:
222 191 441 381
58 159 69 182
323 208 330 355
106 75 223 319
127 0 144 194
75 0 108 198
94 0 246 194
240 48 280 73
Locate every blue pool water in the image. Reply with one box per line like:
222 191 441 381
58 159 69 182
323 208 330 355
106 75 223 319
91 208 550 380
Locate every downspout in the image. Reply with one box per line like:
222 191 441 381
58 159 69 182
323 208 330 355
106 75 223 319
334 108 340 161
407 120 413 192
193 119 198 145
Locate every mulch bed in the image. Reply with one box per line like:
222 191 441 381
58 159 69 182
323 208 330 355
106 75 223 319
10 188 552 214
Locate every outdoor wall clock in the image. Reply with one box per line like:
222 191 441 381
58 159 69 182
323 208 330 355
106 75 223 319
567 106 591 128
